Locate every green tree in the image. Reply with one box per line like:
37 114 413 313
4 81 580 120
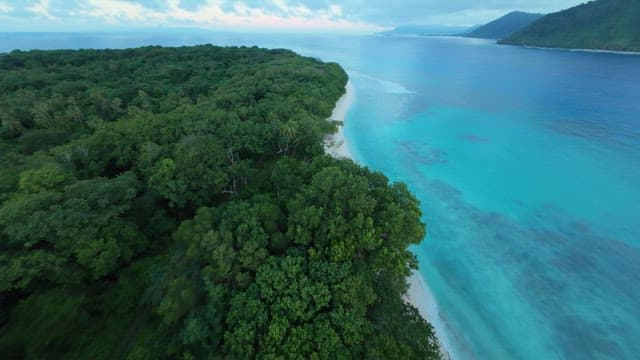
0 45 439 359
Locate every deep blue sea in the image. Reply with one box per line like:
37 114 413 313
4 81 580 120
2 32 639 359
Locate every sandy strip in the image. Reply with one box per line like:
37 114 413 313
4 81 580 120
406 271 454 360
522 45 640 55
324 81 355 159
326 80 454 359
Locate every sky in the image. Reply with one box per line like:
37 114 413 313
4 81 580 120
0 0 587 33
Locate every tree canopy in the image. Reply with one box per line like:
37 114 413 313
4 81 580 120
500 0 640 52
0 45 440 359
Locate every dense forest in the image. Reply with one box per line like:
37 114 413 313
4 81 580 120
0 45 440 358
462 11 543 40
500 0 640 52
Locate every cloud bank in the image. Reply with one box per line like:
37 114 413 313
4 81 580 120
0 0 586 32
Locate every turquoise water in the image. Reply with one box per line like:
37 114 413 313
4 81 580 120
343 38 640 360
3 33 640 359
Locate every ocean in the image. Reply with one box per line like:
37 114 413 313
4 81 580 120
2 32 639 359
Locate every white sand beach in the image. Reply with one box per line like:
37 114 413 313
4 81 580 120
324 81 355 159
326 80 453 359
406 271 454 360
524 45 640 56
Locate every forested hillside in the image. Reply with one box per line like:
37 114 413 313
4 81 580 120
463 11 543 39
0 46 440 358
500 0 640 52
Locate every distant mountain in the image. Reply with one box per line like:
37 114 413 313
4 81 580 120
500 0 640 52
463 11 543 39
381 25 473 36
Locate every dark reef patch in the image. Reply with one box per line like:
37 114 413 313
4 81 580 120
461 134 490 143
400 141 448 165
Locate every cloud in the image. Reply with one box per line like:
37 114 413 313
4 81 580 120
63 0 378 32
0 1 14 13
0 0 588 31
75 0 166 23
26 0 59 20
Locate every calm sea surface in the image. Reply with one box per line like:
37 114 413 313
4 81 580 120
2 32 639 359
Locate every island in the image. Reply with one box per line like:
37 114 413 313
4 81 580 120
0 45 441 359
500 0 640 52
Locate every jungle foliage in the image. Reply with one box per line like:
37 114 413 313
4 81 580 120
0 45 440 359
500 0 640 52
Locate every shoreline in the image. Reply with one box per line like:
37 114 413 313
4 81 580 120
406 271 454 360
507 43 640 56
527 45 640 55
326 80 454 359
324 81 355 159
